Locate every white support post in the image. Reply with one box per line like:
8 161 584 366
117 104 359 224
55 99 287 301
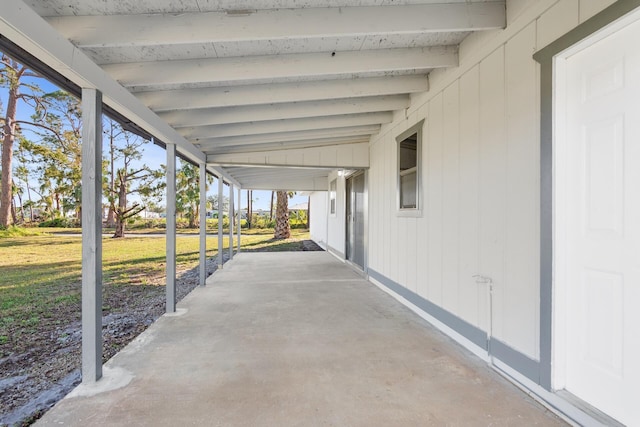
237 187 242 253
229 183 234 260
217 177 224 269
166 143 177 313
199 163 207 286
81 88 103 384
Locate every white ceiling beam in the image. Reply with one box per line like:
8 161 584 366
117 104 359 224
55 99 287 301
182 112 392 139
47 3 505 48
103 47 457 88
159 95 409 127
228 175 329 192
195 126 379 149
0 1 214 168
207 142 370 169
228 169 328 179
137 76 428 111
202 137 371 155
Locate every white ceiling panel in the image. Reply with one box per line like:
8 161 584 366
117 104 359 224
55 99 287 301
25 0 495 17
9 0 506 189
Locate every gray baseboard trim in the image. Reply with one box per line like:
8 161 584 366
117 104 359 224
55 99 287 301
368 268 542 387
490 337 540 384
326 244 345 260
368 269 487 350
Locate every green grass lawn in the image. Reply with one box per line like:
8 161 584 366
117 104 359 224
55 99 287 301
0 228 309 349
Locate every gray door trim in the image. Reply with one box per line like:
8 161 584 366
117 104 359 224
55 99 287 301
533 0 640 391
345 170 367 270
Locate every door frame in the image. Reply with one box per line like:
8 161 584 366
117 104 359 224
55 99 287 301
344 170 368 272
534 0 640 392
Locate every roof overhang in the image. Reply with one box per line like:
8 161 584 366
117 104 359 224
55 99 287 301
1 0 506 190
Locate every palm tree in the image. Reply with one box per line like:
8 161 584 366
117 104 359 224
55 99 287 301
273 190 290 239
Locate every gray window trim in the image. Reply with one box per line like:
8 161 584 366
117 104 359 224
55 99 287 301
396 119 425 217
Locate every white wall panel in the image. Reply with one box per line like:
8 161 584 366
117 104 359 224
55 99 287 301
368 143 378 269
388 138 399 282
385 137 394 278
441 81 461 313
536 0 579 49
504 22 540 358
579 0 617 23
427 93 444 305
458 65 482 328
309 191 328 249
479 46 507 341
406 217 418 294
361 0 619 363
398 218 408 287
327 171 346 257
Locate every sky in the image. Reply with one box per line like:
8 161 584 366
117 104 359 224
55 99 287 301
1 65 307 211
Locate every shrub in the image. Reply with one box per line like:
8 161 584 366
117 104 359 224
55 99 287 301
38 217 79 228
0 226 44 238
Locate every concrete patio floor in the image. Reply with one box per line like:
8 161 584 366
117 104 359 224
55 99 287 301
37 252 565 426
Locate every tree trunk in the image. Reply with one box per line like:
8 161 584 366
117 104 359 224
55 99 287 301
10 196 17 224
17 192 24 223
0 83 18 228
269 191 274 221
54 193 61 217
246 189 252 229
106 132 116 227
26 181 33 222
189 201 198 228
113 217 125 238
113 177 127 238
273 191 290 239
307 196 310 229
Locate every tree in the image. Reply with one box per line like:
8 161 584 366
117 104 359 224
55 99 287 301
0 54 46 227
207 194 229 218
176 163 199 228
246 189 253 228
107 126 164 238
20 91 84 221
104 120 125 227
273 191 291 239
269 190 274 221
13 138 35 222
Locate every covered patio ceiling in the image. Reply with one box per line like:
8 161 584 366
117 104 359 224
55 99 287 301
4 0 505 190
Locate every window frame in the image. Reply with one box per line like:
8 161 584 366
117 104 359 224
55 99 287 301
329 178 337 216
396 119 424 217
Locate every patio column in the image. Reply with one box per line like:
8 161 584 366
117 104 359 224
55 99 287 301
199 163 207 286
81 88 103 383
237 187 242 252
229 183 234 260
217 176 224 269
166 143 176 313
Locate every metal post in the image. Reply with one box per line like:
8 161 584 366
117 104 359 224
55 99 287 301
81 88 103 383
166 143 176 313
237 187 242 253
217 177 224 269
199 163 207 286
229 183 234 260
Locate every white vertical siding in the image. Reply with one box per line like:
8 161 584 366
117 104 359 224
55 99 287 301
364 0 617 360
441 82 460 314
504 22 541 358
309 191 328 250
458 65 481 328
427 93 444 306
478 46 507 342
327 171 346 257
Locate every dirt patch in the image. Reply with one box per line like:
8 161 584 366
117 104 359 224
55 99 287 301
0 253 225 427
0 240 322 426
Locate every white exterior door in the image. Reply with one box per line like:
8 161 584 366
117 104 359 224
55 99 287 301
558 13 640 426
